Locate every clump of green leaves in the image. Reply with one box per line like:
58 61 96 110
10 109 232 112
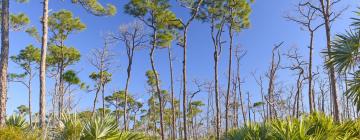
71 0 117 16
10 13 30 31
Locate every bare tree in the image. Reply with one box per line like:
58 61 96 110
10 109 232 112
88 37 115 116
301 0 347 122
231 76 238 127
204 80 214 136
284 48 307 118
266 42 283 119
235 46 247 124
111 21 146 130
252 72 266 121
167 46 177 139
285 2 324 113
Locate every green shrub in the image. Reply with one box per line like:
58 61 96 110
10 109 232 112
0 126 38 140
55 114 83 140
81 114 120 140
6 114 29 129
221 113 360 140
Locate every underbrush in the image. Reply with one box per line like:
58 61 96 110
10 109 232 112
223 113 360 140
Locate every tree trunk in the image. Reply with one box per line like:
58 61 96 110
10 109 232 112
91 86 101 115
40 0 49 137
101 82 105 117
124 49 134 130
214 45 220 140
182 26 189 140
236 51 246 125
168 46 176 140
308 32 314 113
149 30 164 140
59 64 64 117
0 0 9 126
320 0 340 122
225 26 233 133
232 80 238 127
28 72 32 126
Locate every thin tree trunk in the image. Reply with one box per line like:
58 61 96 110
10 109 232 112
28 73 32 126
59 64 64 117
232 79 238 127
182 26 189 140
236 52 246 124
124 48 134 131
214 43 220 140
101 83 105 117
91 86 101 115
225 26 233 133
308 32 314 113
40 0 48 133
149 30 164 140
168 46 176 140
211 18 223 140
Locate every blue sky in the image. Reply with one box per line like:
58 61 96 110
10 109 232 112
8 0 359 115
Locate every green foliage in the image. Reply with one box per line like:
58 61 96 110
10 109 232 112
11 45 41 68
0 126 38 140
6 114 29 129
325 8 360 112
54 113 150 140
125 0 182 48
105 91 141 108
222 113 360 140
117 132 148 140
63 70 81 85
145 70 159 87
15 0 29 3
327 30 360 73
47 45 81 67
225 0 253 32
48 10 86 43
71 0 117 16
55 114 83 140
351 8 360 30
344 71 360 111
253 102 265 108
188 100 204 118
25 27 40 42
89 71 112 84
223 123 270 140
16 105 29 115
81 114 119 140
10 13 30 31
197 0 227 22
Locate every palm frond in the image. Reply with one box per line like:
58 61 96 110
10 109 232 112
326 30 360 73
6 114 29 129
81 114 119 140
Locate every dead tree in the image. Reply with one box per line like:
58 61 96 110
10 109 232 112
284 48 307 118
88 36 115 117
266 42 283 119
285 2 325 113
110 20 146 130
204 81 214 135
234 45 247 125
301 0 347 122
252 72 266 121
